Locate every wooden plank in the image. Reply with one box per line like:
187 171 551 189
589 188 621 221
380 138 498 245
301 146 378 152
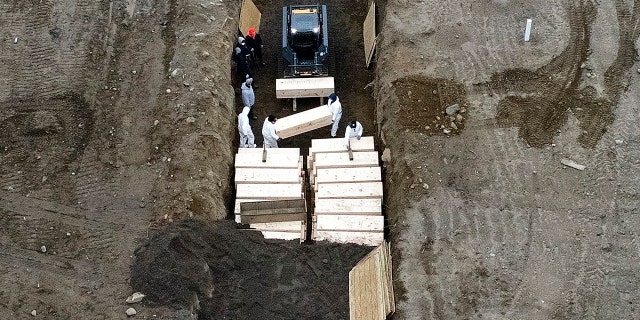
234 198 270 215
383 243 395 314
262 231 302 240
315 167 381 184
274 105 333 139
314 198 382 215
311 136 375 155
242 212 306 224
239 0 261 34
362 2 376 68
240 199 306 224
235 168 302 185
236 184 303 199
561 158 586 170
314 230 383 246
235 153 301 169
241 199 306 213
237 147 301 156
276 77 335 99
315 215 384 231
315 182 383 199
249 220 303 231
313 151 379 169
243 230 302 240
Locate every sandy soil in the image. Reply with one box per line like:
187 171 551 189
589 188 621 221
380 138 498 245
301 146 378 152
1 0 639 319
376 0 640 318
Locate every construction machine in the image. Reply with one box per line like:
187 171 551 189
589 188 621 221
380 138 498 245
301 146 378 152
277 4 334 111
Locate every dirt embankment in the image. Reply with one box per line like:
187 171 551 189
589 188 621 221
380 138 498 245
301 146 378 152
149 0 240 226
0 0 241 318
375 0 640 319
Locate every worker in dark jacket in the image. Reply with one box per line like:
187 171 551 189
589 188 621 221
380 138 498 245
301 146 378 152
245 28 265 66
234 46 250 82
235 36 252 60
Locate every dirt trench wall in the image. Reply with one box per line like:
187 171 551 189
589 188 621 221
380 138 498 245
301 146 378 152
150 0 241 223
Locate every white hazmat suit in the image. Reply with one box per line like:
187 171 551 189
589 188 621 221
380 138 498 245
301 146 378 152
262 117 280 148
344 121 363 148
238 107 255 148
328 94 342 137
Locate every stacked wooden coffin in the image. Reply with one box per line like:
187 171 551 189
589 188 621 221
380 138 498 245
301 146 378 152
309 136 384 246
234 148 306 241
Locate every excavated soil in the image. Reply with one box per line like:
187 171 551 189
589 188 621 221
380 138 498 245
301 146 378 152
2 0 640 319
131 219 370 319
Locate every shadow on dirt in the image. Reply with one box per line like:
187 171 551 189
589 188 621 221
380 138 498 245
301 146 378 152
131 219 371 319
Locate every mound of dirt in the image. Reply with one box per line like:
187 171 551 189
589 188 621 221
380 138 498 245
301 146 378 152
131 219 371 319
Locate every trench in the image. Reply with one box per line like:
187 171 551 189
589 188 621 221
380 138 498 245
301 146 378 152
234 0 380 235
132 0 386 318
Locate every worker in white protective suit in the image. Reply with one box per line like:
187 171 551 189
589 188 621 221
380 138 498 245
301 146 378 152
241 78 257 120
262 115 281 148
327 93 342 137
344 120 363 148
238 106 256 148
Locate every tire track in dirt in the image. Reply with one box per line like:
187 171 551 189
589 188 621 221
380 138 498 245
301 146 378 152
73 147 120 210
0 191 144 316
0 245 100 281
0 171 34 194
0 94 94 204
380 0 640 318
483 0 640 149
3 1 99 100
0 191 138 260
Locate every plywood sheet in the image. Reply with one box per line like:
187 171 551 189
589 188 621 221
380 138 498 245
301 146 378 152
315 215 384 231
276 77 335 99
236 183 303 199
239 0 261 35
234 153 302 169
362 2 376 68
313 151 379 169
315 182 383 199
349 242 395 320
275 105 333 139
314 198 382 215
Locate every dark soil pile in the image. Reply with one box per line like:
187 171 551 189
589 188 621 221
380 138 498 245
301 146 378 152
131 219 372 319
